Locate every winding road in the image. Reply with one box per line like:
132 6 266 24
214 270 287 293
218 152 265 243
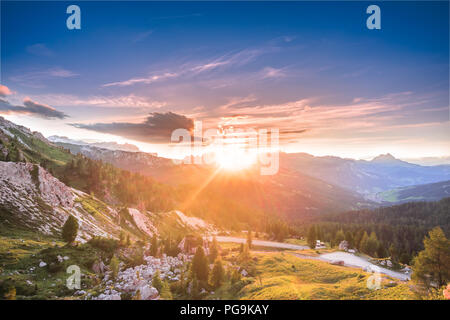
211 236 309 250
212 236 410 281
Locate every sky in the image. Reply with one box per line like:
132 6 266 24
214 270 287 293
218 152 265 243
1 1 449 160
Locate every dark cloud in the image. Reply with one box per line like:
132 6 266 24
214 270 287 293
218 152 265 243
71 112 194 143
0 97 67 119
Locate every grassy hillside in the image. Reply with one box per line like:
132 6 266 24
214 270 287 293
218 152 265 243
211 251 414 300
377 180 450 203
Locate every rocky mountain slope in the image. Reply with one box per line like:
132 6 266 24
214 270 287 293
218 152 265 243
0 161 214 242
0 161 122 241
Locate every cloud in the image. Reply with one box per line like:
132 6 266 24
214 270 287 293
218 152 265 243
132 30 154 43
102 48 265 87
0 85 13 97
0 97 68 119
30 93 166 108
102 72 178 87
71 112 194 143
260 67 286 79
10 67 78 88
26 43 54 57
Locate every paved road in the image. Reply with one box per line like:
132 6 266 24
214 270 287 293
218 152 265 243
211 236 410 281
318 252 411 281
211 236 309 250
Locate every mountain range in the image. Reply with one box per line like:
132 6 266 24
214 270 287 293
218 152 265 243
281 152 450 197
1 116 450 228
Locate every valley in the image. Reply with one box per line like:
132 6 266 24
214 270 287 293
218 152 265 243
0 117 448 300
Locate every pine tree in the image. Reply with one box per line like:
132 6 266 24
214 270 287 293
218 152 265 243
209 257 225 289
152 270 163 292
359 231 369 253
345 231 354 248
191 246 209 282
247 230 253 249
335 229 345 246
366 232 379 256
307 225 316 249
150 235 158 256
231 268 241 284
119 231 125 246
110 255 120 279
62 215 79 245
160 280 172 300
413 227 450 291
389 243 399 263
240 243 251 262
209 236 219 263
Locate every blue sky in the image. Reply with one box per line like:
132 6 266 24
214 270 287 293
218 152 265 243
1 1 449 159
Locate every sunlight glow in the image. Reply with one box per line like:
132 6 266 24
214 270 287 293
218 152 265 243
214 146 257 171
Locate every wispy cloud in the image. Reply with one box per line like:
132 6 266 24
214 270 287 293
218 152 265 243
26 43 54 57
10 67 78 88
260 67 286 79
102 48 265 88
132 30 154 43
33 93 167 109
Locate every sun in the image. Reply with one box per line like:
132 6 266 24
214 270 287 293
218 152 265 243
214 146 257 171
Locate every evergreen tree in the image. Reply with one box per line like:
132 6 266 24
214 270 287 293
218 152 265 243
413 227 450 291
359 231 369 253
209 257 225 289
119 231 125 246
209 236 219 263
247 230 253 249
150 235 158 256
191 246 209 282
62 215 79 245
335 229 345 246
110 255 120 279
345 231 354 248
389 243 399 263
366 232 379 256
160 280 172 300
230 268 241 284
240 243 251 262
307 225 317 249
152 270 163 292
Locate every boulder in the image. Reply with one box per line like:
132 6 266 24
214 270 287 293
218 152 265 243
139 285 158 300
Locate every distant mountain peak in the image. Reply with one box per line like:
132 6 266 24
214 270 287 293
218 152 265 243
371 153 398 163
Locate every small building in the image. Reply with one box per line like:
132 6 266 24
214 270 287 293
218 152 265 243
315 240 326 249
